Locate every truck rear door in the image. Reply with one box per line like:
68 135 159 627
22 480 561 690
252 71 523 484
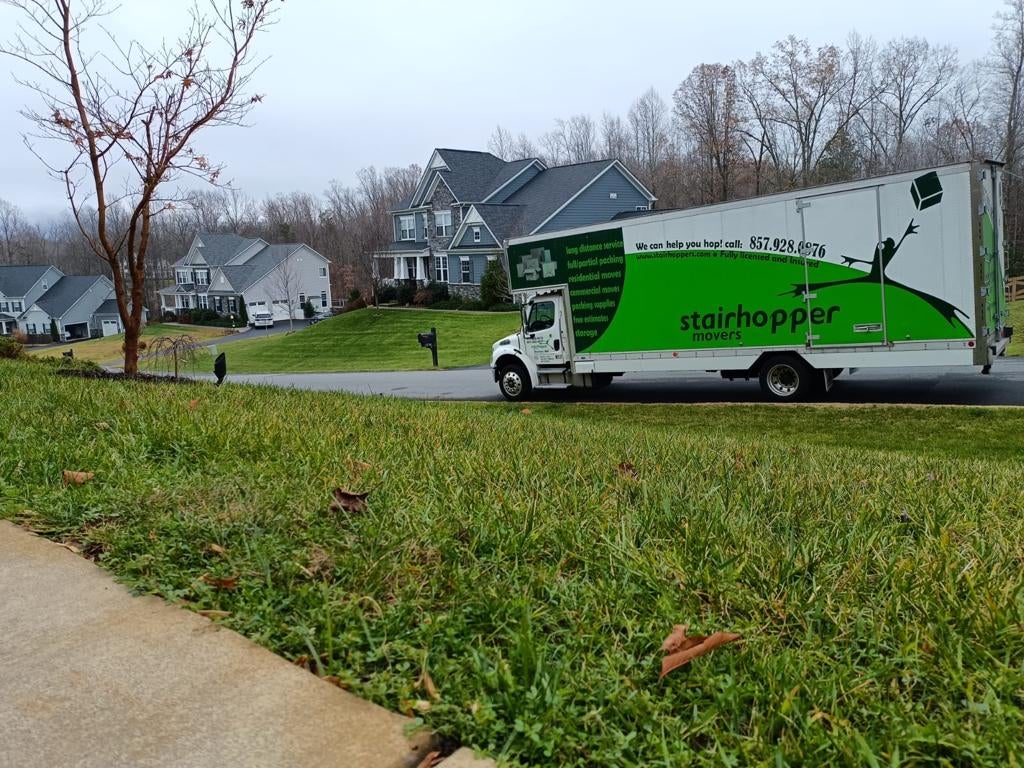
796 186 887 347
979 164 1006 348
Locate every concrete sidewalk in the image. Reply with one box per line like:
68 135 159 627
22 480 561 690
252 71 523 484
0 522 490 768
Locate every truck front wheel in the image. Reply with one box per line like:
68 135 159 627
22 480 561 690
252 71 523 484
758 355 814 402
497 362 532 401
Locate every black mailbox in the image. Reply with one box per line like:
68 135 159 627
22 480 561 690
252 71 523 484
214 352 227 386
417 327 438 367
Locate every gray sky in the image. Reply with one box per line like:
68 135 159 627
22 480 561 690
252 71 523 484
0 0 1007 222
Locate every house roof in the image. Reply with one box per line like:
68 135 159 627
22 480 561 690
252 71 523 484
219 244 300 292
382 242 429 254
433 149 509 202
192 233 263 266
503 159 618 233
0 312 15 321
467 204 525 246
34 276 108 318
0 265 53 297
95 299 120 315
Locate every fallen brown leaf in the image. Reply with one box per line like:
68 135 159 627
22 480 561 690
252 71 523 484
415 751 443 768
520 407 532 415
329 487 369 514
200 573 239 591
188 398 200 411
345 457 373 474
59 542 82 554
206 543 228 557
617 461 639 480
660 624 741 679
94 421 110 430
62 470 94 486
196 609 231 619
413 699 432 713
418 666 441 701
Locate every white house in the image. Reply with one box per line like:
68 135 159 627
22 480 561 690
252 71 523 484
159 233 331 323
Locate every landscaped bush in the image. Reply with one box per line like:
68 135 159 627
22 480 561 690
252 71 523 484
302 301 315 318
376 285 397 303
49 319 60 342
414 281 449 306
396 283 416 306
348 288 361 302
0 336 24 359
428 297 466 310
344 297 367 312
11 329 28 344
480 258 511 306
486 302 518 312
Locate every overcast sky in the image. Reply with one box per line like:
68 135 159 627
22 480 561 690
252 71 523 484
0 0 1007 222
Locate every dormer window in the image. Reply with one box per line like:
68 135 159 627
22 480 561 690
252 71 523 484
176 269 191 285
399 215 416 241
472 226 481 243
434 210 452 238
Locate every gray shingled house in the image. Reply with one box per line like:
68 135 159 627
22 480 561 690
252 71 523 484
0 265 145 341
373 148 656 298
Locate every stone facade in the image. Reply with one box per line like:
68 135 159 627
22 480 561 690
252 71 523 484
449 282 481 299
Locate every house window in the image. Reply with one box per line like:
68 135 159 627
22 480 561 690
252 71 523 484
320 291 328 308
435 255 448 282
405 257 417 279
319 266 328 277
472 226 481 243
399 215 416 241
635 205 649 212
434 210 452 238
461 259 472 283
176 295 192 309
299 293 306 306
228 297 237 313
196 270 208 285
198 294 209 309
215 296 223 313
0 301 7 312
11 301 22 312
176 269 191 284
27 323 37 335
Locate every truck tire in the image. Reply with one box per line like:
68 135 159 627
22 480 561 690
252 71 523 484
497 362 532 401
590 373 614 390
758 355 814 402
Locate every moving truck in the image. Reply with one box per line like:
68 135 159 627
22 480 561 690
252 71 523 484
490 161 1011 401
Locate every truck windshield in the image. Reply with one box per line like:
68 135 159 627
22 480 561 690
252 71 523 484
526 301 555 332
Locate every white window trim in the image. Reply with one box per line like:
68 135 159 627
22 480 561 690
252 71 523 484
399 215 416 241
320 291 328 308
319 266 328 277
434 210 452 238
472 226 481 243
460 259 472 283
435 254 449 282
198 294 209 309
176 269 191 285
196 270 209 285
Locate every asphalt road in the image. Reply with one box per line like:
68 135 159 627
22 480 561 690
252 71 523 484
213 356 1024 406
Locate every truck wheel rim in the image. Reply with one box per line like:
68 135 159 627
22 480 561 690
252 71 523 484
502 370 523 397
767 364 799 397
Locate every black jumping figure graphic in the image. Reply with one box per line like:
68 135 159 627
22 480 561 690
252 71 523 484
785 175 969 331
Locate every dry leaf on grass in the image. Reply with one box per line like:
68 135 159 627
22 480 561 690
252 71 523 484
659 623 741 679
345 457 373 475
94 421 110 430
415 751 443 768
321 675 346 689
205 543 228 557
200 573 239 591
417 666 441 701
59 541 82 554
196 609 231 619
329 487 369 514
62 470 94 486
520 407 532 415
617 461 639 480
188 398 200 411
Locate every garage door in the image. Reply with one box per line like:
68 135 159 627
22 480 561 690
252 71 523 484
101 319 120 337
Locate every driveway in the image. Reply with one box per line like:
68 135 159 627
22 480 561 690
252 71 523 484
207 357 1024 406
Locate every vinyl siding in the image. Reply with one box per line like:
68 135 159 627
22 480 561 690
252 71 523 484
393 212 427 243
22 267 64 309
242 246 332 319
487 165 541 203
61 281 114 328
537 166 650 233
450 254 490 285
454 222 496 248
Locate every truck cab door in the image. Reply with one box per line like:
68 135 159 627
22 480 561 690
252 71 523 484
523 295 567 367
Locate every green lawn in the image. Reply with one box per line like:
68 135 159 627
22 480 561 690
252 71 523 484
221 308 519 373
2 360 1024 765
32 323 233 365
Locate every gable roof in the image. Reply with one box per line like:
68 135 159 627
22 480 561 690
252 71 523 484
467 205 525 246
431 149 508 202
503 159 619 233
34 275 108 317
191 233 264 266
219 244 301 292
0 265 56 297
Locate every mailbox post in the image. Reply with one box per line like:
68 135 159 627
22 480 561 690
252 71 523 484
417 327 438 367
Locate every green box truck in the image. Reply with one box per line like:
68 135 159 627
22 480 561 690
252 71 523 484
490 161 1011 401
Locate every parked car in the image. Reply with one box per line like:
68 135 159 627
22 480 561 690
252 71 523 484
250 312 274 329
309 311 332 325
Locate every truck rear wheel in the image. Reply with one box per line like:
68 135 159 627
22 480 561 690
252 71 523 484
758 355 814 402
497 362 532 401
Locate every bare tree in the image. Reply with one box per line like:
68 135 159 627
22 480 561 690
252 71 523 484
0 199 27 264
487 125 515 160
674 64 741 202
2 0 279 375
628 87 671 189
559 114 598 163
994 0 1024 170
511 132 538 160
268 252 299 331
599 112 629 160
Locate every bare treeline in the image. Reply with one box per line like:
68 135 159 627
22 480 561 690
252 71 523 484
489 7 1024 273
0 165 419 309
